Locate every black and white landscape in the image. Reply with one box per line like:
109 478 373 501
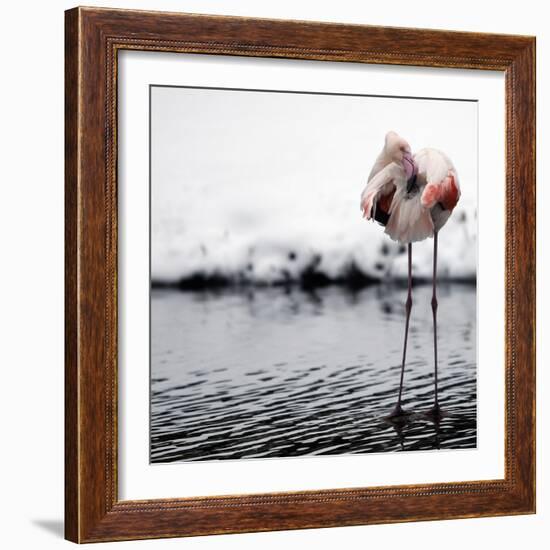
150 85 477 463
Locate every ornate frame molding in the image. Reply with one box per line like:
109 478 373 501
65 7 535 542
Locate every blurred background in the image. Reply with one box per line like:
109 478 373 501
151 86 477 288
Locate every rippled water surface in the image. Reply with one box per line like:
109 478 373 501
151 284 476 462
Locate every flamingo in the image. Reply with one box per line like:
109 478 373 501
360 131 461 419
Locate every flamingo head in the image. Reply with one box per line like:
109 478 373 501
384 131 417 185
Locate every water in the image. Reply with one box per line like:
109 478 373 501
151 283 476 462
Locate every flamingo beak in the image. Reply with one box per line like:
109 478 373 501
403 152 417 193
406 172 417 194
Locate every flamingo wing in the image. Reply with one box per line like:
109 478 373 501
416 148 461 211
360 162 406 224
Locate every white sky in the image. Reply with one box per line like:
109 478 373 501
151 85 476 204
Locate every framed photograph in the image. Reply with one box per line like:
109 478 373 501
65 7 536 543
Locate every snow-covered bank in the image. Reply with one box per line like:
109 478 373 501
151 187 476 287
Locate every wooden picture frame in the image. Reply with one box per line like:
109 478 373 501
65 6 536 543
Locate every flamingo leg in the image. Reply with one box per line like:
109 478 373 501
430 231 441 416
391 242 412 418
